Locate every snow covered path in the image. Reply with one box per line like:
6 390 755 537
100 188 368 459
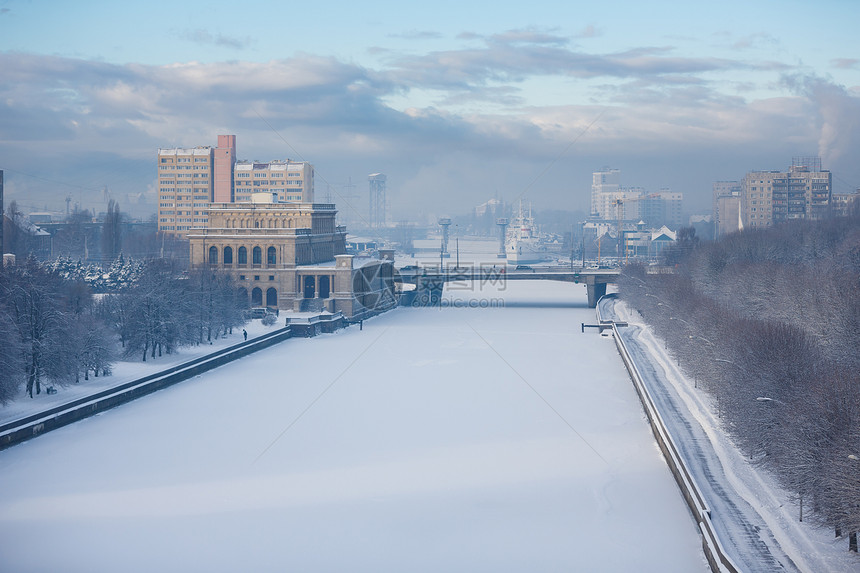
603 298 858 573
0 281 708 573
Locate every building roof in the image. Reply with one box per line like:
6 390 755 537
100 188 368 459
158 147 212 156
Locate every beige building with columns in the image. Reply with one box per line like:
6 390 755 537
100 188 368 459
187 193 395 319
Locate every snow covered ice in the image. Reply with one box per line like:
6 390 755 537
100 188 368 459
0 276 708 571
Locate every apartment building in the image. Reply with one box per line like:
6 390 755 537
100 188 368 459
157 146 215 234
591 167 620 217
157 135 314 236
741 159 831 229
713 181 741 237
233 160 314 204
591 168 683 229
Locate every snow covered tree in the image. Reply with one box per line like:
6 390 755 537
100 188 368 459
620 211 860 551
0 304 24 404
184 269 245 344
123 259 187 361
4 257 74 397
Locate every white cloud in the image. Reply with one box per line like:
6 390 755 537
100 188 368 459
1 47 857 220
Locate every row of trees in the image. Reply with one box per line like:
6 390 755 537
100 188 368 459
4 200 191 264
620 210 860 551
98 260 246 361
0 257 247 405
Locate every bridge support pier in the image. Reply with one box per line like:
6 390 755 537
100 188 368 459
586 282 607 308
412 278 444 306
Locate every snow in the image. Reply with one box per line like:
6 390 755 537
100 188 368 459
609 300 860 572
0 274 707 572
0 319 279 426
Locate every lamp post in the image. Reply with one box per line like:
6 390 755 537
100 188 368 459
455 224 460 269
756 396 802 521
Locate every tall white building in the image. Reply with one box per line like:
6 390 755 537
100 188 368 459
591 168 682 229
591 167 620 217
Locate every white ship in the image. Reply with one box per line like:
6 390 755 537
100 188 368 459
506 202 547 265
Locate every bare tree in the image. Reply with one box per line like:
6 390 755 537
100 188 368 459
620 212 860 550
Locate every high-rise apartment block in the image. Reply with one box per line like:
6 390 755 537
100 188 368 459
832 190 860 217
157 135 314 236
713 181 741 237
157 146 215 234
637 190 683 229
740 158 831 229
590 167 683 229
233 160 314 204
591 167 620 217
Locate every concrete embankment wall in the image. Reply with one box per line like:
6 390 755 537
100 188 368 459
0 326 299 452
598 297 741 573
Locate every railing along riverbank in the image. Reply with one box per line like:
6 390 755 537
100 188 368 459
598 295 741 573
0 325 297 451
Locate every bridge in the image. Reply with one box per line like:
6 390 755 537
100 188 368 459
396 265 621 308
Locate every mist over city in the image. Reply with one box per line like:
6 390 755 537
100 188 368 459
2 0 859 222
2 2 860 572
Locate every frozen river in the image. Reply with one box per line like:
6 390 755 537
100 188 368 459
0 275 708 572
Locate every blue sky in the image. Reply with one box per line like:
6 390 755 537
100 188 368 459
1 0 859 221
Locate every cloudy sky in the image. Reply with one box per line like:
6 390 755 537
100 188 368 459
1 0 859 222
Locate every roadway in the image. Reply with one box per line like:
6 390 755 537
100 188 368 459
599 297 809 572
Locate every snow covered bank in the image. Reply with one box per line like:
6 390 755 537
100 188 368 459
610 300 859 572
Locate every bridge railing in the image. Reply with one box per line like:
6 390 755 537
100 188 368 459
598 296 741 573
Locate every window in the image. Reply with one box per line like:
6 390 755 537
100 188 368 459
252 247 262 265
224 246 233 264
267 246 276 265
208 246 218 264
238 246 247 265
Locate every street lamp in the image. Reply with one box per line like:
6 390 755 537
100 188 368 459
455 224 460 269
755 396 801 521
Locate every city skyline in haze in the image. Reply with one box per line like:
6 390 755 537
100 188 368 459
1 0 859 222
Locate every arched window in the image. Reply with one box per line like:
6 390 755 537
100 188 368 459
208 246 218 264
266 287 277 307
251 287 263 307
223 246 233 265
238 246 247 265
267 246 276 266
252 246 262 265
